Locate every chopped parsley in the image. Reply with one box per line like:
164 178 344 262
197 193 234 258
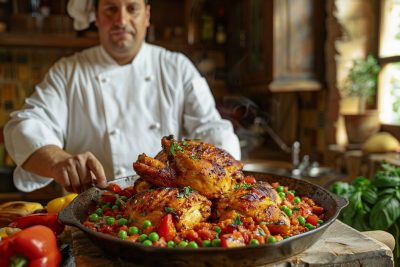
164 207 175 213
257 227 266 236
169 141 184 156
233 215 242 226
177 186 193 198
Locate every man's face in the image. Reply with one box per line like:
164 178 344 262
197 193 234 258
96 0 150 64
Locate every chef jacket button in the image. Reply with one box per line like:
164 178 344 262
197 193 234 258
101 77 110 83
145 76 154 82
149 122 160 130
110 129 120 136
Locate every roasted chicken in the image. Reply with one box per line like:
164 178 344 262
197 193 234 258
133 135 244 199
215 181 290 235
124 187 212 231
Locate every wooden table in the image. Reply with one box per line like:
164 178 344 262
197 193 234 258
69 220 394 266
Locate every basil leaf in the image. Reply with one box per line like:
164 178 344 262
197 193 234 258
373 175 400 188
342 191 362 220
362 186 378 205
352 208 372 231
331 181 354 198
370 194 400 230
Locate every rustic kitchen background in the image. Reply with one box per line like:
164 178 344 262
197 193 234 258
0 0 399 202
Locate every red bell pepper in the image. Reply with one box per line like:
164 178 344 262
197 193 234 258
9 213 64 236
157 214 176 241
0 225 61 267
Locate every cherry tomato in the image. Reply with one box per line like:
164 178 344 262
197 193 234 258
107 183 122 193
312 206 324 215
285 193 295 203
101 192 117 203
243 176 256 184
306 214 319 226
157 214 176 241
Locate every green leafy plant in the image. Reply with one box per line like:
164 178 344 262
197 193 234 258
331 162 400 262
344 54 380 113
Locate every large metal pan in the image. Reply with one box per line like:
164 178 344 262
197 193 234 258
59 172 347 267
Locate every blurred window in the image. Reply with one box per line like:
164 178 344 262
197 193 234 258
379 0 400 125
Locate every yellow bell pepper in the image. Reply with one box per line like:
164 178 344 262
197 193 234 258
46 193 78 214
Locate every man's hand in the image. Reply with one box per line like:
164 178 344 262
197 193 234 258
22 145 108 193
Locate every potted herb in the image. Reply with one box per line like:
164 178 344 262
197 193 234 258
342 54 381 144
345 54 380 112
331 162 400 264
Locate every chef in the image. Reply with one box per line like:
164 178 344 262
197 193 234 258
3 0 241 193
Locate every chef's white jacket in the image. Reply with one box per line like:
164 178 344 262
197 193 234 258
4 43 241 192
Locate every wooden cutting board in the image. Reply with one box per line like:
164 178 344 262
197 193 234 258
70 220 393 267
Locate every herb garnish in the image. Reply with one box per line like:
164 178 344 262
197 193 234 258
177 186 193 198
164 207 175 213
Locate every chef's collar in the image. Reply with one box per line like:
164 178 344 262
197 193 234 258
99 42 149 68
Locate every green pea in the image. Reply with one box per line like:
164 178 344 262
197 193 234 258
138 234 148 242
178 241 188 247
142 220 152 229
280 205 288 211
142 240 153 246
284 208 293 217
202 240 211 247
297 216 306 225
211 239 221 247
214 226 222 234
118 230 127 239
288 190 296 195
128 226 139 235
293 197 301 204
105 216 115 225
283 236 290 239
276 186 284 192
115 214 122 220
118 218 128 226
268 236 276 243
278 192 286 199
121 196 128 202
115 199 121 206
148 232 159 242
89 213 99 222
249 239 259 245
187 241 198 248
318 219 324 225
102 203 111 209
112 205 119 211
305 223 316 230
95 208 104 216
167 241 176 248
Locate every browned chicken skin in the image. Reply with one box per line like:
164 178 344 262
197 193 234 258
124 187 211 231
133 135 244 199
215 181 291 235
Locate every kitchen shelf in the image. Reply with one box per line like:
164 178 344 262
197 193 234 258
0 33 99 48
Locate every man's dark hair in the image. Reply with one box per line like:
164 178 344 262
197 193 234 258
93 0 149 10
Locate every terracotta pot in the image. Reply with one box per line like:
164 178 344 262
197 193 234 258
343 110 380 144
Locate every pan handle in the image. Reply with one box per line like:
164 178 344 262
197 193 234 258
331 193 348 210
58 200 79 227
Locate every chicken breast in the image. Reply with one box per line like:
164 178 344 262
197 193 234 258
215 181 290 235
124 187 211 231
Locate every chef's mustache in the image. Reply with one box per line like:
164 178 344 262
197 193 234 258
110 26 135 35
